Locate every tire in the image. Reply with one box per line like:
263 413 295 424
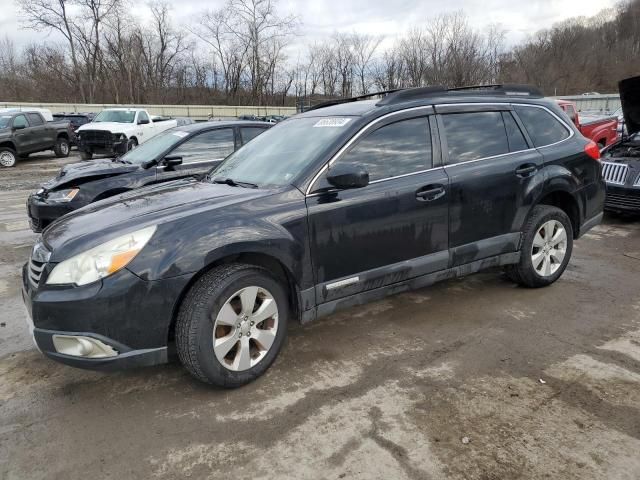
505 205 573 288
54 137 70 158
0 147 17 167
80 151 93 161
176 263 289 387
127 138 138 151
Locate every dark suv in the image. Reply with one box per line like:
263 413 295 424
22 85 605 387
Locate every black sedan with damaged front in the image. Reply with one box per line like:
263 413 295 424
26 121 270 232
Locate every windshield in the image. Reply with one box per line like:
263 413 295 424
212 116 353 187
94 110 136 123
0 116 11 129
119 128 189 165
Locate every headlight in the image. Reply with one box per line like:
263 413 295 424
113 133 126 141
46 225 157 286
46 188 79 202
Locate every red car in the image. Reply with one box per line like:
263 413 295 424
557 99 618 148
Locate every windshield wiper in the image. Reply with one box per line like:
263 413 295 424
212 177 259 189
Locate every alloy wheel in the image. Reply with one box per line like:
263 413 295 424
212 286 279 371
0 151 16 167
531 220 567 277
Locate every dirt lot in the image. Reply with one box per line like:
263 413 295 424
1 152 640 480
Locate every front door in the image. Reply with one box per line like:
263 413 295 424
437 107 545 266
12 114 33 152
156 127 237 182
306 112 450 304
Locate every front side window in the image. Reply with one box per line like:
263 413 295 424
514 106 570 147
442 112 509 164
13 115 29 129
172 128 235 164
119 128 189 165
331 117 431 181
138 111 150 124
27 113 44 126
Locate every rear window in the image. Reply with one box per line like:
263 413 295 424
27 113 44 126
514 106 570 147
441 112 510 164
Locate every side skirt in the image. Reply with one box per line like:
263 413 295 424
300 252 520 324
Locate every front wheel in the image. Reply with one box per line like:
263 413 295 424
176 263 288 387
0 147 17 167
54 137 70 157
126 138 138 151
505 205 573 288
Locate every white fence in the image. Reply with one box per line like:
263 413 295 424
554 94 621 114
0 102 297 120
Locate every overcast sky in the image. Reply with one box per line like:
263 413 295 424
1 0 617 53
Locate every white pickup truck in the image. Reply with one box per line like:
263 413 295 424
76 108 177 160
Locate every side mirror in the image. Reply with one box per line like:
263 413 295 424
326 163 369 190
138 118 150 125
162 155 182 169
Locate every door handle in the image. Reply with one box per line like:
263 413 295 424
416 185 446 202
515 164 537 177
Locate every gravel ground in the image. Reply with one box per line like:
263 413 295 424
1 152 640 480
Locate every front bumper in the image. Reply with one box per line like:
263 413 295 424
22 264 191 371
604 184 640 213
26 194 76 232
78 139 127 156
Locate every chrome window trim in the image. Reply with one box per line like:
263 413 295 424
305 106 433 196
305 102 574 196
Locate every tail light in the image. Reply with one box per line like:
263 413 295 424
584 140 601 161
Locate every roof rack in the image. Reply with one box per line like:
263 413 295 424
305 84 544 112
306 89 401 112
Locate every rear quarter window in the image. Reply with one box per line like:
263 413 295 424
514 106 570 147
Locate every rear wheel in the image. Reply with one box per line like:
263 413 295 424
0 147 17 167
54 137 70 158
505 205 573 288
80 151 93 161
176 263 288 387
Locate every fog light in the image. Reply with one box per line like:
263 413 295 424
52 335 118 358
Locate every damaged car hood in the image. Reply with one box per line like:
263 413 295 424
41 159 139 190
619 75 640 136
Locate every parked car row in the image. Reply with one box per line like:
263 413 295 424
22 82 609 388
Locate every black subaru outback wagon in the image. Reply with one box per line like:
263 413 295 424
22 85 605 387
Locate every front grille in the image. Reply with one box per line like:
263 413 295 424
80 129 114 147
635 173 640 187
601 161 629 185
29 243 51 287
605 193 640 210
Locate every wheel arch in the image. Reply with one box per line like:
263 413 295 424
535 189 581 238
0 141 16 151
167 251 303 345
57 132 70 141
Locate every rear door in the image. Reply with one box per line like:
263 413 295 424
26 113 50 149
306 111 450 303
155 127 236 182
437 105 544 266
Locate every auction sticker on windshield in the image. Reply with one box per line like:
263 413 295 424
313 118 351 128
172 131 189 138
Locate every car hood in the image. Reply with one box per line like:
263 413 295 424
41 159 139 190
42 179 271 259
77 122 134 133
619 75 640 135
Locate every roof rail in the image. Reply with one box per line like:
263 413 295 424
306 89 401 112
306 83 544 112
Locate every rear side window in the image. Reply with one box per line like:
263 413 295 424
441 112 509 164
27 113 44 126
332 117 431 181
241 127 267 144
514 106 570 147
502 112 529 152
